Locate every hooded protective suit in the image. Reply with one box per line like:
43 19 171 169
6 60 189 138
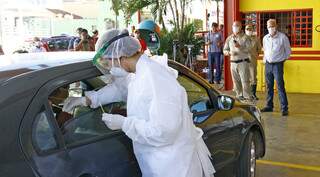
85 53 215 177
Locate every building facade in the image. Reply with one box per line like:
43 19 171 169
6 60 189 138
224 0 320 93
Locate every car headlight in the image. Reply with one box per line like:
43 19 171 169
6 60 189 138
251 106 261 122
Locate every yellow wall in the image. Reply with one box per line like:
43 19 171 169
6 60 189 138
240 0 320 93
240 0 320 51
256 59 320 93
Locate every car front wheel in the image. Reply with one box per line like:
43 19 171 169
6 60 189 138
237 132 256 177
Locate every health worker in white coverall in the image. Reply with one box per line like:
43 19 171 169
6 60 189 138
63 29 215 177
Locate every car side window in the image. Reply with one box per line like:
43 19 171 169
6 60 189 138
33 106 58 151
177 75 213 113
48 75 126 147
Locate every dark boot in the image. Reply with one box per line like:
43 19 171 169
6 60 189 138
251 84 259 100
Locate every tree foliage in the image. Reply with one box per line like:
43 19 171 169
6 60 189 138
159 23 204 63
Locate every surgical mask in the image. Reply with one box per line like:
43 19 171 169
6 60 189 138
232 26 240 34
268 27 276 35
245 30 253 36
110 58 129 77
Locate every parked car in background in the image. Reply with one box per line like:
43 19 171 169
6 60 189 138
12 35 75 54
42 35 74 52
0 52 265 177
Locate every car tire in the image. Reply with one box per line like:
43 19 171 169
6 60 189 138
237 132 256 177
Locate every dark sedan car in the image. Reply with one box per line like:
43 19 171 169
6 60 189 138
0 52 265 177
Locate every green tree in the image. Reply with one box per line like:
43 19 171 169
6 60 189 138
110 0 194 31
110 0 122 28
159 23 204 64
214 0 223 24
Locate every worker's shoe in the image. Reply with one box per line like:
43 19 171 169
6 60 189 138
261 107 273 112
282 110 289 116
237 96 245 101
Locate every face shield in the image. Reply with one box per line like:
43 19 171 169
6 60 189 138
92 32 130 75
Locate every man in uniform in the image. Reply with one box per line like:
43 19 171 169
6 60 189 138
245 24 262 100
223 21 253 101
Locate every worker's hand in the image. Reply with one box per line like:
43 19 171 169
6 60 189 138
62 97 88 113
234 42 240 48
102 113 125 130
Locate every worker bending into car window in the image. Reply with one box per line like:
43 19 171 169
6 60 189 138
63 29 215 177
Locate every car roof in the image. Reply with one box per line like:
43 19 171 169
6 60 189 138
0 52 95 83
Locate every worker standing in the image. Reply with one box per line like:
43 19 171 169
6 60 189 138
223 21 253 101
245 24 262 100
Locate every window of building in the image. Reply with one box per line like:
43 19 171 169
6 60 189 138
241 9 312 47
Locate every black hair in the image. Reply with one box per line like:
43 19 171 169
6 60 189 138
76 27 83 32
81 29 88 34
212 22 218 27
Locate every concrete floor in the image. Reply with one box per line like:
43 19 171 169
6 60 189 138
254 92 320 177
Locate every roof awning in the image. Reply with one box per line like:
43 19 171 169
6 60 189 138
46 8 83 19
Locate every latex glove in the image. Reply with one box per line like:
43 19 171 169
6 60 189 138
62 97 87 113
102 113 125 130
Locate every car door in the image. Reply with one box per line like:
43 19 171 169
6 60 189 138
177 74 238 177
20 67 140 177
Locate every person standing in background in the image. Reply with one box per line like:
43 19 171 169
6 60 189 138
223 21 253 101
261 19 291 116
92 30 99 45
0 45 4 55
30 37 47 53
245 24 262 100
135 30 147 53
68 27 82 51
206 22 223 84
75 29 95 51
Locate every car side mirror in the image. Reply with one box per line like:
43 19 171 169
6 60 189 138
217 95 234 111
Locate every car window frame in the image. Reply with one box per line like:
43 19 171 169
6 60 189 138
39 67 126 151
31 102 65 156
177 72 219 124
178 73 217 111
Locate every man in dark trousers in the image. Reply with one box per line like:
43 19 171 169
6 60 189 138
206 22 223 84
261 19 291 116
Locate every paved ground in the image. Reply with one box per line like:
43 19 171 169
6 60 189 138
253 92 320 177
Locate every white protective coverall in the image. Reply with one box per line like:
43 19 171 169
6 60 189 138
86 54 215 177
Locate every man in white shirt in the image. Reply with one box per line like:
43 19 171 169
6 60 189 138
261 19 291 116
30 37 47 53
